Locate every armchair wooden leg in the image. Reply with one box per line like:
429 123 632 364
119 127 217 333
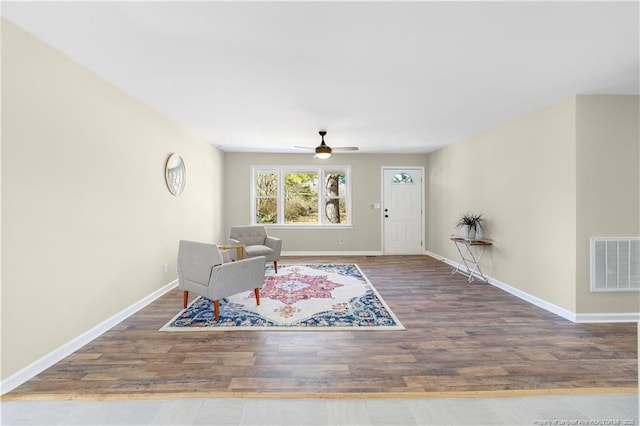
183 291 189 309
254 288 260 305
274 261 278 273
213 299 220 320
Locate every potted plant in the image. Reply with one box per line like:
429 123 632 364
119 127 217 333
455 213 484 240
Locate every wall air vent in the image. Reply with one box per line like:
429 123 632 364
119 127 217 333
590 237 640 292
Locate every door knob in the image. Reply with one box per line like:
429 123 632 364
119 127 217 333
384 214 389 218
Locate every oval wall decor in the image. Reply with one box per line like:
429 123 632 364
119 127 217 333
165 153 186 196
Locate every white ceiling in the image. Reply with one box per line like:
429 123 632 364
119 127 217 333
2 1 639 154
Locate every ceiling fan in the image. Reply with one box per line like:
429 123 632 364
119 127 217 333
295 130 359 159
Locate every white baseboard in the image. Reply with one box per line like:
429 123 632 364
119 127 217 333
574 312 640 323
425 251 639 324
281 251 383 256
486 273 578 322
1 280 178 395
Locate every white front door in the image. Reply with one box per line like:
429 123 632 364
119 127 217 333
382 168 424 254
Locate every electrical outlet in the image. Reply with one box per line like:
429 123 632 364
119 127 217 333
163 263 168 274
339 238 344 245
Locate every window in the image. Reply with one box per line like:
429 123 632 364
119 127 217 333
252 166 351 226
284 171 318 224
324 170 348 224
392 172 414 184
255 170 278 224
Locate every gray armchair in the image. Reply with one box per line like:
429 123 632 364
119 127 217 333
228 225 282 273
177 240 266 320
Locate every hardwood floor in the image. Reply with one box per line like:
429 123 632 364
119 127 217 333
5 255 637 399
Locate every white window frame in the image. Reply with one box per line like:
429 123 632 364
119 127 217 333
251 166 352 228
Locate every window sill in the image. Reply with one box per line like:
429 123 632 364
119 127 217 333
260 224 354 230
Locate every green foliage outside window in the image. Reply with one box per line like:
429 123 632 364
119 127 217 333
285 173 318 223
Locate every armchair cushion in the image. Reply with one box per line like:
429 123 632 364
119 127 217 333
245 245 274 258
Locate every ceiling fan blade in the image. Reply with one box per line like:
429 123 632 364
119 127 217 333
293 145 315 150
331 146 359 152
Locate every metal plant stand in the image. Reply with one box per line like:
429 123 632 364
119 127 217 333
451 237 492 283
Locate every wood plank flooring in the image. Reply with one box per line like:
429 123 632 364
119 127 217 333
5 255 637 399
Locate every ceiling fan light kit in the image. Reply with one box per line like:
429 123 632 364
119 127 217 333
315 133 332 159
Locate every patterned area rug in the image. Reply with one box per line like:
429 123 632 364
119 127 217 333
160 264 404 331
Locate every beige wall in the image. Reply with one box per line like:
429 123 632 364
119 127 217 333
575 95 640 314
224 153 427 252
1 20 225 380
426 98 578 312
426 95 640 316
